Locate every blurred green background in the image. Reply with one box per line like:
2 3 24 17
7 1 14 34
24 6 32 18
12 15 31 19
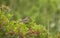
0 0 60 38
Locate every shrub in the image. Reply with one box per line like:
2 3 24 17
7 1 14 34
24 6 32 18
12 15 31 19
0 10 48 38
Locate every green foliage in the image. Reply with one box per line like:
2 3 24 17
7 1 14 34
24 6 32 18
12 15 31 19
0 11 48 38
0 0 60 38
